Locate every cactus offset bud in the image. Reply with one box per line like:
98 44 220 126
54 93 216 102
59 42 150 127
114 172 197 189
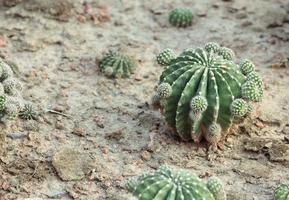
241 80 263 102
218 47 235 60
207 177 226 200
154 42 264 144
205 123 222 144
157 82 172 99
230 98 248 117
0 58 26 122
169 8 193 28
274 184 289 200
156 48 176 66
190 95 208 114
205 42 220 53
99 51 137 78
127 165 226 200
240 59 254 75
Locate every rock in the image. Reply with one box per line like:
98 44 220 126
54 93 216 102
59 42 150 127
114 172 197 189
236 160 271 178
268 142 289 163
6 132 27 140
52 147 94 181
141 151 151 161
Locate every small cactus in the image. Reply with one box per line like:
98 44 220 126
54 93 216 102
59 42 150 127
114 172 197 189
153 42 264 145
127 165 226 200
169 8 193 28
157 48 176 66
274 184 289 200
99 51 137 78
19 102 38 120
0 58 25 122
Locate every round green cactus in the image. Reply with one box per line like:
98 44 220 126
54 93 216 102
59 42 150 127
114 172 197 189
239 59 254 75
207 177 226 200
0 58 25 122
157 48 176 66
127 165 226 200
153 42 264 144
274 184 289 200
99 51 137 78
169 8 193 28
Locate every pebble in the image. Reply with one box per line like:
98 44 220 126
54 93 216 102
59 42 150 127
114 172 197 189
6 132 27 140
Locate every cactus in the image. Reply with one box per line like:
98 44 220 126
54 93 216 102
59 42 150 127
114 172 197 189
153 42 264 145
169 8 193 28
127 165 226 200
0 58 25 122
99 51 137 78
19 102 38 120
274 184 289 200
157 48 176 66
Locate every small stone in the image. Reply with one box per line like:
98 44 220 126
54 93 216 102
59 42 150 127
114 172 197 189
236 160 271 178
55 121 65 130
72 127 85 136
6 132 27 140
0 35 7 47
141 151 151 161
52 147 94 181
102 147 109 154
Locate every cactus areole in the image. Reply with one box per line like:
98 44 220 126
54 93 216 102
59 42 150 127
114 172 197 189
153 42 264 144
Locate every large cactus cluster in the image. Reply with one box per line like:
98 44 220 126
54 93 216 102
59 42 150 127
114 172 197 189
274 184 289 200
153 42 264 145
0 59 25 121
99 51 137 78
127 165 226 200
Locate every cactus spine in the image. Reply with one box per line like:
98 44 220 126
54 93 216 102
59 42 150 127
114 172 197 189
99 51 137 78
127 165 226 200
154 42 264 145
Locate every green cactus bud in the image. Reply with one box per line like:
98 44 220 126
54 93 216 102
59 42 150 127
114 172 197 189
274 184 289 200
239 59 254 75
207 177 226 200
157 83 172 99
241 80 263 102
247 103 254 114
230 98 248 117
5 103 18 119
5 95 24 111
3 78 22 93
190 95 208 114
100 51 137 78
0 59 25 122
169 8 193 28
127 165 226 200
205 123 222 144
218 47 235 60
205 42 220 53
156 48 176 66
246 71 263 88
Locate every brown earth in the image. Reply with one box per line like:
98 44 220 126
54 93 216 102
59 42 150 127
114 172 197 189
0 0 288 199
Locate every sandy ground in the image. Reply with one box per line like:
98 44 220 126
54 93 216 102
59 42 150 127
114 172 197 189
0 0 288 199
